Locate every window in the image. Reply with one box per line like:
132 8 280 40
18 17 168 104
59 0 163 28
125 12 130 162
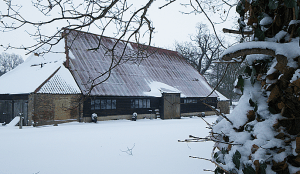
131 100 135 109
101 100 106 109
112 100 116 109
145 99 150 108
203 98 217 104
142 99 147 108
91 100 95 110
107 100 111 109
184 99 197 104
91 99 117 110
131 99 151 108
95 99 100 109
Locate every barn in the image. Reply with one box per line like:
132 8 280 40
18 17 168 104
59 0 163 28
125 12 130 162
0 42 82 126
0 29 224 125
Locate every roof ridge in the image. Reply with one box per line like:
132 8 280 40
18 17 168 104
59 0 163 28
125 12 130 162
63 28 180 55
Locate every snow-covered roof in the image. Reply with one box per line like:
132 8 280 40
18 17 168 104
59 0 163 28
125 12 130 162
215 90 229 101
0 41 81 94
37 66 81 94
0 30 218 98
143 81 184 97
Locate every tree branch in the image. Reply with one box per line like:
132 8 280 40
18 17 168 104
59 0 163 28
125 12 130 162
223 28 253 36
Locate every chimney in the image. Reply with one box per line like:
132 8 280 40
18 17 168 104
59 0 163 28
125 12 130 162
62 28 70 68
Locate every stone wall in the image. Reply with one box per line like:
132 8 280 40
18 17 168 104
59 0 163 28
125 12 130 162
217 100 230 114
29 93 83 126
83 113 157 122
83 111 217 122
181 111 216 117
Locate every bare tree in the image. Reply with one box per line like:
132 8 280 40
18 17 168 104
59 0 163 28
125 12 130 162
0 0 237 55
207 62 246 103
175 23 224 75
175 23 244 103
0 52 23 76
0 0 156 56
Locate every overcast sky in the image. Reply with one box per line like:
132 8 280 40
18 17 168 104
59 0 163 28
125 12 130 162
0 0 237 59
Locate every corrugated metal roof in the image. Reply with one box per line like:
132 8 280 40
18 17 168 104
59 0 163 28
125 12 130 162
66 29 218 98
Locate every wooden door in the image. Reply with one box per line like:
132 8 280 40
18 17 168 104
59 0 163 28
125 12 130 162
162 93 180 119
0 100 13 124
13 100 28 125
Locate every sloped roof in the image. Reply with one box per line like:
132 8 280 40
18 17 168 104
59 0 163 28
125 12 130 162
66 29 218 98
0 30 219 98
215 90 229 101
37 66 81 94
0 41 81 95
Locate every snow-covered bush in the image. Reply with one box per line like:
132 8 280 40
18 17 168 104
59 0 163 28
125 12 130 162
91 113 97 123
132 112 137 121
206 0 300 173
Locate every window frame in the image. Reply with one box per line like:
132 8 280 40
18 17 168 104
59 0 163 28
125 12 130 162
183 98 197 104
91 99 117 110
130 99 151 109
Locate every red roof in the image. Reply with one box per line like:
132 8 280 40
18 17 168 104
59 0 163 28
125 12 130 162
66 29 218 98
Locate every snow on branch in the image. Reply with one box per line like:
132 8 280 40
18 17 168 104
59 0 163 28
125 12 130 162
220 41 300 67
222 47 276 61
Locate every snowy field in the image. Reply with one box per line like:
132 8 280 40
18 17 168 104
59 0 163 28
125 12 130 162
0 116 217 174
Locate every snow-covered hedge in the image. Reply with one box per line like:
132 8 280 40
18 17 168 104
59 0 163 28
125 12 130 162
207 0 300 173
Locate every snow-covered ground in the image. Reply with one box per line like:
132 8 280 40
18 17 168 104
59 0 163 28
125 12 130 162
0 116 217 174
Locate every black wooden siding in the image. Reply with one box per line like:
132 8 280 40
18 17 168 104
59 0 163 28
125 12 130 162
0 94 29 100
83 96 162 117
83 96 218 117
0 94 29 124
180 97 218 113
